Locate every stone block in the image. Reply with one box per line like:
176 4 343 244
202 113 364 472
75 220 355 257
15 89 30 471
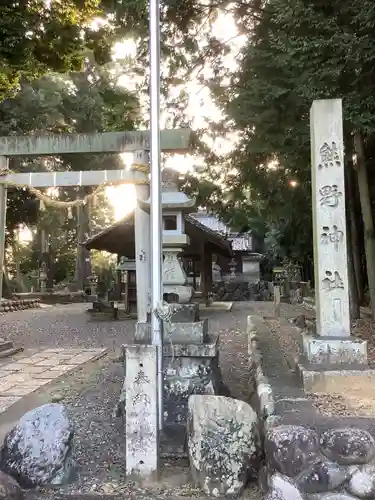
298 362 375 393
302 335 368 365
163 337 222 428
124 344 158 479
163 336 219 358
164 319 208 344
168 303 199 323
188 395 262 497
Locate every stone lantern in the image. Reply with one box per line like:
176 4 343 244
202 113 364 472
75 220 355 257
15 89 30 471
140 168 195 304
161 168 195 303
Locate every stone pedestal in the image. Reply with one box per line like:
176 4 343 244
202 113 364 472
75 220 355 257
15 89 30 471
162 336 221 456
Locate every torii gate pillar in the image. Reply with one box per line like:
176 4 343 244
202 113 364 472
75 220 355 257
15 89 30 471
0 157 7 298
133 151 151 334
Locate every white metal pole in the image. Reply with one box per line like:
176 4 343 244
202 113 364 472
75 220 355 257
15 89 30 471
149 0 164 431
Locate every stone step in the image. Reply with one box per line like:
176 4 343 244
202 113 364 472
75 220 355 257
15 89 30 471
0 345 23 359
0 341 15 353
298 360 375 393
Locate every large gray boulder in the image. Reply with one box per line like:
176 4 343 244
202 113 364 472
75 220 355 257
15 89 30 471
187 395 261 498
0 403 75 488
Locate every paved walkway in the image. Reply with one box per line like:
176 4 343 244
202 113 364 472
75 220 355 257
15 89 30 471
0 347 107 415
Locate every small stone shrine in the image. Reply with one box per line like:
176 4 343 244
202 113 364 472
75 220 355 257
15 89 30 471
137 168 224 456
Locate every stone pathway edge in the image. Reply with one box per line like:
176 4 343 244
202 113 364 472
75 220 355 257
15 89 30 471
0 347 109 415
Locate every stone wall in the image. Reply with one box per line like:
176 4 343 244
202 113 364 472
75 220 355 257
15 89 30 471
248 314 375 500
262 424 375 499
0 298 40 313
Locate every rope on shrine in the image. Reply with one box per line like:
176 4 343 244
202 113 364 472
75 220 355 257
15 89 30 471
154 300 176 367
0 163 150 212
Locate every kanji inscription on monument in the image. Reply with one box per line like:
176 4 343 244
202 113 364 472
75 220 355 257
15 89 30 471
311 99 350 336
318 141 341 169
320 225 344 250
125 345 158 477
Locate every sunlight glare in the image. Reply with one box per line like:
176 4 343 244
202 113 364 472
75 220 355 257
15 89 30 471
106 184 137 222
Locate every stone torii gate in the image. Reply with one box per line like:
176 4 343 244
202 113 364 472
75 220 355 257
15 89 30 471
0 130 191 318
0 128 192 478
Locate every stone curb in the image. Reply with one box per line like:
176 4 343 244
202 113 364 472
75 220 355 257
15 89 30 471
247 315 275 420
0 298 40 314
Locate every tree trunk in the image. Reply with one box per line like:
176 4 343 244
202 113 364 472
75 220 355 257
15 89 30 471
353 131 375 318
346 153 365 305
345 154 360 320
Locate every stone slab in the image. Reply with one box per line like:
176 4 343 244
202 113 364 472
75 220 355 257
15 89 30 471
168 303 199 323
199 301 233 312
163 335 219 358
124 344 158 479
302 335 368 365
298 362 375 393
164 319 208 344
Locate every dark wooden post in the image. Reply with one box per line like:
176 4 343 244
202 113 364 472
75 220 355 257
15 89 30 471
202 243 213 306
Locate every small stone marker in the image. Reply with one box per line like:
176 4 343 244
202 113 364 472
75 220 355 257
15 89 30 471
274 285 281 317
124 345 158 478
311 99 350 337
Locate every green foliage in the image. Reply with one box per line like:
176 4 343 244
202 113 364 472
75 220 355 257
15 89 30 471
191 0 375 267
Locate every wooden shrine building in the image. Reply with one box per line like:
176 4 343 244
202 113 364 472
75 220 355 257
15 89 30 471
82 210 233 305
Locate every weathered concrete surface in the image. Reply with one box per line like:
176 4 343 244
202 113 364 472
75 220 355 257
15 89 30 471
163 337 222 429
169 303 199 323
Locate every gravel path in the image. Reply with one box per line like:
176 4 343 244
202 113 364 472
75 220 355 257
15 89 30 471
2 301 307 500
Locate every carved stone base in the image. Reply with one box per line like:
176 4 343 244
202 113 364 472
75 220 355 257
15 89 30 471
302 335 368 365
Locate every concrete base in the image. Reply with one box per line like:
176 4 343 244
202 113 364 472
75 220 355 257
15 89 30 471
298 361 375 393
302 334 368 365
164 319 208 344
163 335 223 454
169 303 199 322
135 319 209 344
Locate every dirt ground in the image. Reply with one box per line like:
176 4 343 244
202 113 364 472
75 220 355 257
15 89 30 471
0 301 295 500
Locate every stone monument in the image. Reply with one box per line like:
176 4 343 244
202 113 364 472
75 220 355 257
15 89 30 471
298 99 368 391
